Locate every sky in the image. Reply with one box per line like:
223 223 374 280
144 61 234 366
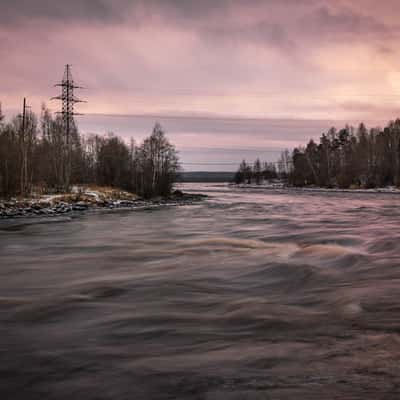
2 0 400 170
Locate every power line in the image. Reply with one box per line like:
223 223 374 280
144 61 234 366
181 162 241 165
82 112 391 127
95 86 400 99
180 160 291 166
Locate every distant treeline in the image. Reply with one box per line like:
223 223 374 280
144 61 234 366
0 104 179 198
234 150 291 184
235 119 400 189
291 120 400 188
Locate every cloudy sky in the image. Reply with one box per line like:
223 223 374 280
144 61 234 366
2 0 400 170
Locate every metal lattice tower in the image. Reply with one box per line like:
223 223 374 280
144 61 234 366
51 64 86 190
51 64 85 144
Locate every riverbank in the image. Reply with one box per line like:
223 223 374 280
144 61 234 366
0 186 206 219
232 182 400 194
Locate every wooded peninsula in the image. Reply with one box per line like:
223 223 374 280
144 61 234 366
0 103 179 200
235 119 400 189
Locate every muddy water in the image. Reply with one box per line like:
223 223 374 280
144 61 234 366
1 183 400 399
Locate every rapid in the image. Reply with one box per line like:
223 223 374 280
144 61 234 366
1 183 400 399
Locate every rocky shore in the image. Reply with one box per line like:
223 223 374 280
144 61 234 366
0 189 206 219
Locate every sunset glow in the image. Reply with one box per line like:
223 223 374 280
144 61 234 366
2 0 400 168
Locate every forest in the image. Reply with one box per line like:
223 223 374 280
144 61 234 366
235 119 400 189
0 103 179 199
234 150 291 184
290 120 400 188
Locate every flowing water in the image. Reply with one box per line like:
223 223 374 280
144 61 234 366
1 183 400 399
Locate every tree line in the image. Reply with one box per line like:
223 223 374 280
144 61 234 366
290 120 400 188
234 150 291 184
235 119 400 189
0 103 179 198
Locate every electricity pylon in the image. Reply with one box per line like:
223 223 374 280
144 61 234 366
51 64 86 191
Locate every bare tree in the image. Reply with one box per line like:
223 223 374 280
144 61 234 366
253 158 262 185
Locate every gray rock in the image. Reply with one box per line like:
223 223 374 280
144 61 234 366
72 205 87 211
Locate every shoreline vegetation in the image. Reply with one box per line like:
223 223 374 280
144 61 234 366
0 101 200 219
234 118 400 190
0 100 210 220
0 103 181 201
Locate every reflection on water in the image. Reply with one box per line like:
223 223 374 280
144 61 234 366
1 183 400 399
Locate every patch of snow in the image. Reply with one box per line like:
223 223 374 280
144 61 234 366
84 191 101 201
40 194 64 203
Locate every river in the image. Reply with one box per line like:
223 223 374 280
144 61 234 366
1 183 400 399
